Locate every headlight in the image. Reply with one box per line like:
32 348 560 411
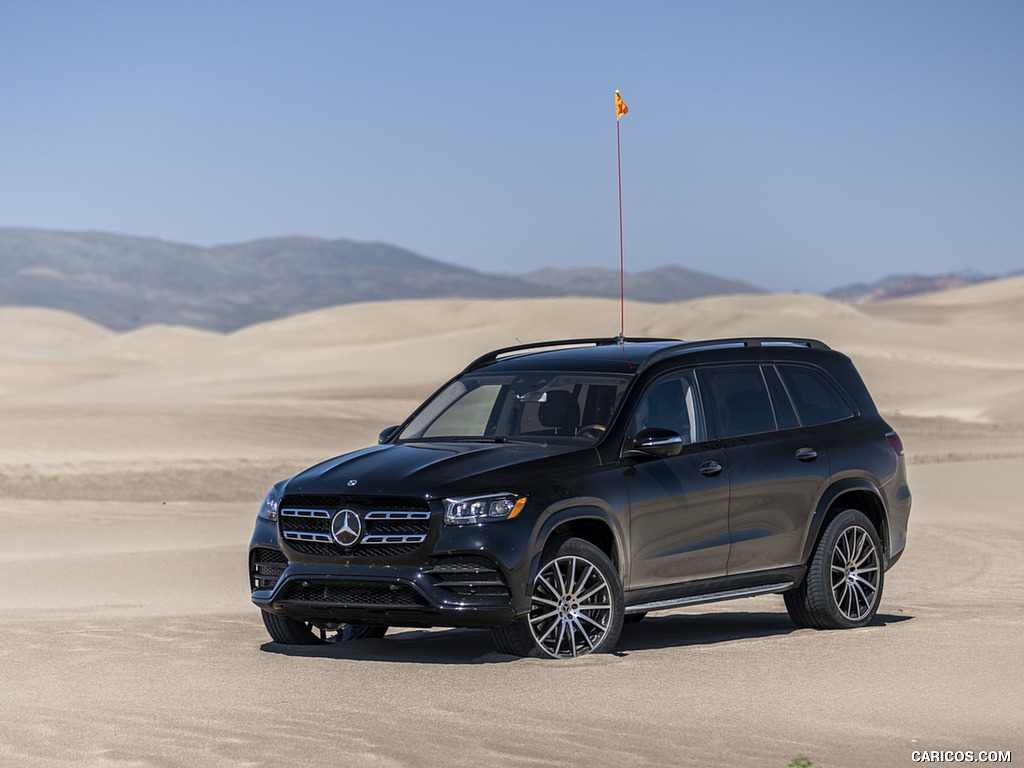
257 487 282 522
444 493 527 525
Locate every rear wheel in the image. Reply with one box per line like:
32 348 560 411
785 509 884 629
261 612 388 644
492 537 624 658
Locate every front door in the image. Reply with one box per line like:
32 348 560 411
624 370 731 588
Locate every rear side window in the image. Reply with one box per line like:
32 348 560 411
704 366 777 438
778 365 855 426
763 366 800 431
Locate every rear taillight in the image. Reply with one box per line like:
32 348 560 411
886 431 904 456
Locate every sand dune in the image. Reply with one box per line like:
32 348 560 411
2 281 1023 766
6 284 1023 426
0 305 113 349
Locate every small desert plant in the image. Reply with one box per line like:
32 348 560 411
789 756 813 768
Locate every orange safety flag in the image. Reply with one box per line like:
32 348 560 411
615 90 629 119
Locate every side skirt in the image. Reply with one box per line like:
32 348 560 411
624 566 806 615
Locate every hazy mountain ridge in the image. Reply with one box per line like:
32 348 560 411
2 228 1017 332
825 271 1000 303
0 229 762 332
0 229 556 331
519 265 761 302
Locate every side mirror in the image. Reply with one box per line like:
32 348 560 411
378 425 401 444
623 428 684 459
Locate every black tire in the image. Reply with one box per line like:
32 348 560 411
785 509 884 630
261 611 388 644
261 611 326 645
492 537 624 658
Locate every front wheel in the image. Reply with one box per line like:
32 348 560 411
492 537 624 658
785 508 884 629
261 612 388 644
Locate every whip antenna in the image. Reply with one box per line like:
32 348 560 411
614 90 629 344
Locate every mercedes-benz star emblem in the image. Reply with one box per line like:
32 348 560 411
331 509 362 548
347 479 358 487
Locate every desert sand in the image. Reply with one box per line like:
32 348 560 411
2 282 1023 767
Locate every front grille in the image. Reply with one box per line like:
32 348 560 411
250 547 288 591
426 557 512 601
278 580 429 607
280 495 431 558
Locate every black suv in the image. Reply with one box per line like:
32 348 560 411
250 337 911 658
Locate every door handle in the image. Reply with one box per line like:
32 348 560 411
795 448 818 462
700 460 723 476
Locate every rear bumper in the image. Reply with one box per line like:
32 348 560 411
882 466 912 569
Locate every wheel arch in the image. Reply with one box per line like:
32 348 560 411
530 506 625 583
801 479 889 565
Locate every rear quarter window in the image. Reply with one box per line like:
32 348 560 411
778 365 855 426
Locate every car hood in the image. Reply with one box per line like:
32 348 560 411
281 440 595 499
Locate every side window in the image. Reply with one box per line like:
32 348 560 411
763 366 801 431
630 370 705 444
778 365 855 426
704 366 777 438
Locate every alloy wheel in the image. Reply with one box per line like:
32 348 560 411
529 554 614 658
830 524 880 621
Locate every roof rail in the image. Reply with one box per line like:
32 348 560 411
635 337 831 375
462 337 680 373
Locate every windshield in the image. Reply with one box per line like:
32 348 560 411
397 372 632 444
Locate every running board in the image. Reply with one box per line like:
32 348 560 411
625 581 793 614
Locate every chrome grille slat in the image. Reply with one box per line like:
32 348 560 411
283 530 333 542
364 511 431 521
362 533 428 545
281 508 332 518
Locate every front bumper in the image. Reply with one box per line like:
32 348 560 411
249 513 532 629
250 555 520 628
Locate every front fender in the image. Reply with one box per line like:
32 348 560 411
526 501 627 589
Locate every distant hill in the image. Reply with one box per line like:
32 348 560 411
825 271 995 303
0 229 558 331
0 228 764 332
519 265 761 302
6 228 1013 331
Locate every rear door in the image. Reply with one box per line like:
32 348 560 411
701 364 830 575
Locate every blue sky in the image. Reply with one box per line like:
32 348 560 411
2 1 1022 291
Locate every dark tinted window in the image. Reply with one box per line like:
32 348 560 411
764 366 800 430
778 365 854 426
704 366 777 438
630 370 705 444
400 372 630 443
